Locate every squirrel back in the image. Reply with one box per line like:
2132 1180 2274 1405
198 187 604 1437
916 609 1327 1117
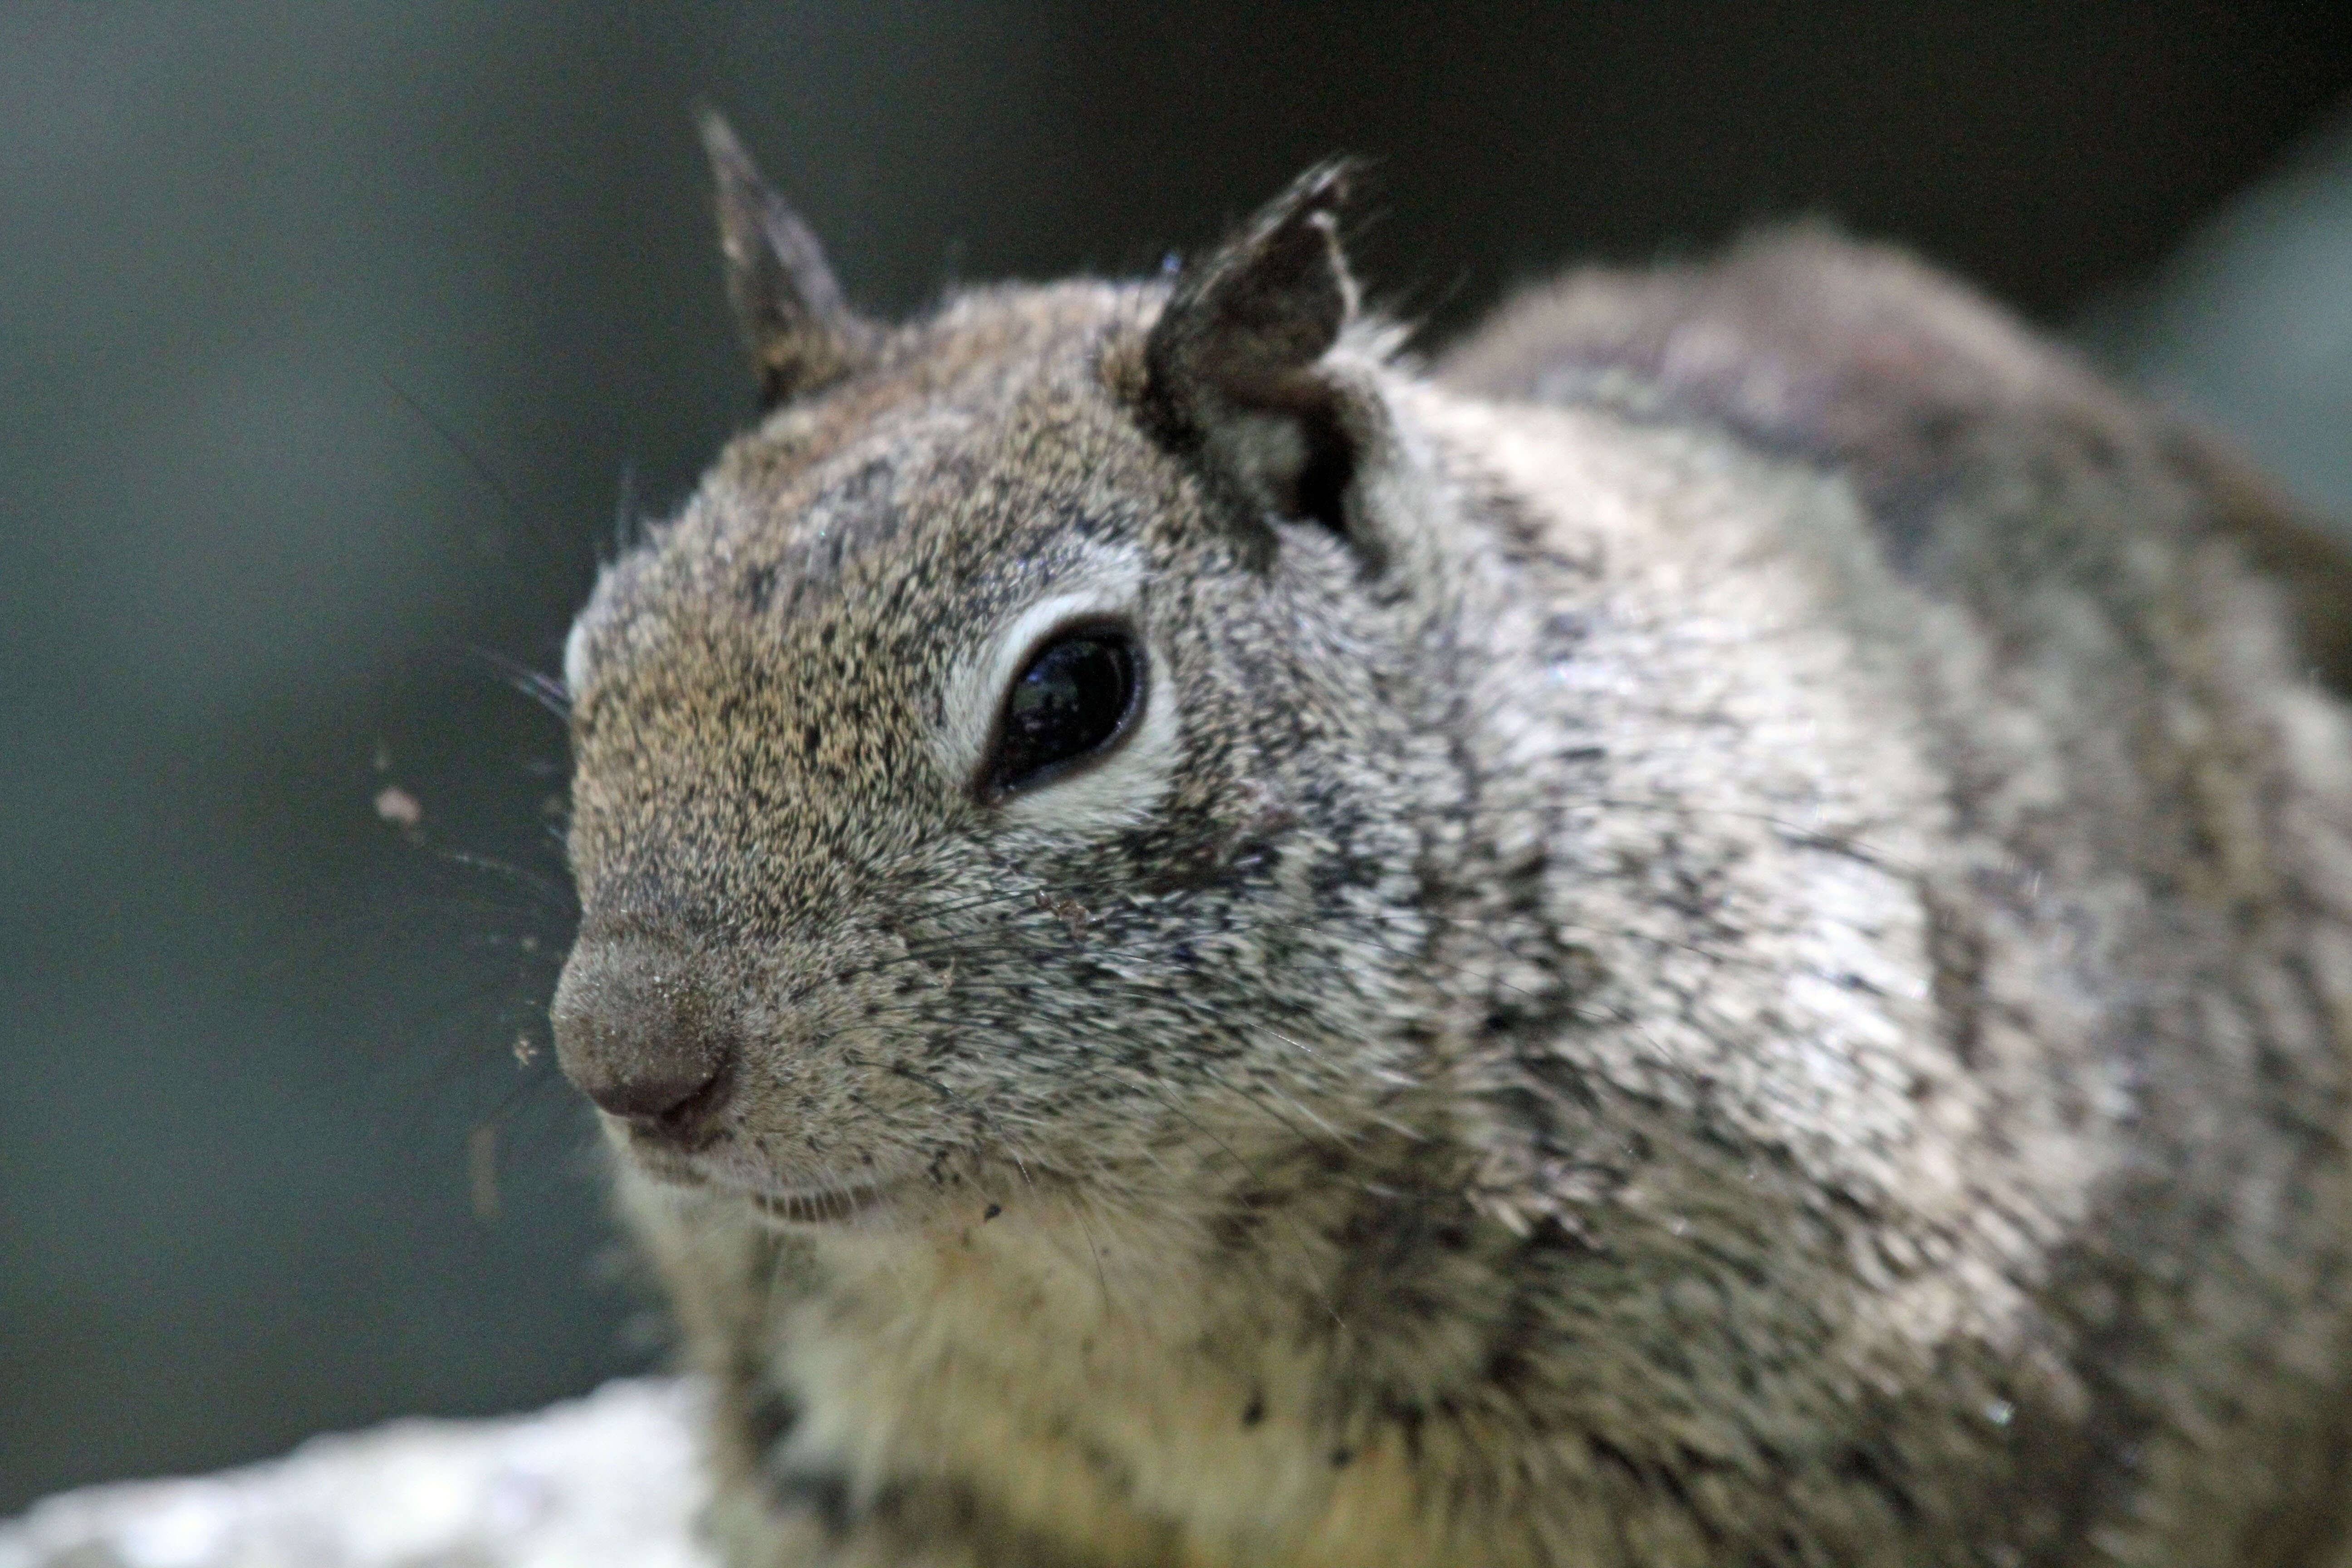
550 122 2352 1567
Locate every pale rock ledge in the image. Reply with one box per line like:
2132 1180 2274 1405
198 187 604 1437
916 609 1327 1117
0 1377 715 1568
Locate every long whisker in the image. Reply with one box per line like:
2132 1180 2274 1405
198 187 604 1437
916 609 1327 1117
381 374 567 571
471 644 573 718
432 848 577 912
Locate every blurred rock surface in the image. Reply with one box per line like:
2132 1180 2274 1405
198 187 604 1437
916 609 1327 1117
0 1380 711 1568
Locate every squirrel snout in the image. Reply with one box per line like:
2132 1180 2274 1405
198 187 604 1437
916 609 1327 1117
550 938 740 1138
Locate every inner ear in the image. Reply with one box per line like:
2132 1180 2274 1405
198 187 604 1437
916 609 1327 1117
1289 399 1356 540
1205 395 1357 542
1142 161 1371 554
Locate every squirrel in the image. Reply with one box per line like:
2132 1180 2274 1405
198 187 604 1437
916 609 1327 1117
547 113 2352 1567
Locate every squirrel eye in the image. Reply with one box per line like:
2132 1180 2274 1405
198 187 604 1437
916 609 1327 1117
982 625 1142 798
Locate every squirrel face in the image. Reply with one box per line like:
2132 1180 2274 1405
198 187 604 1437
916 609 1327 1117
552 134 1487 1228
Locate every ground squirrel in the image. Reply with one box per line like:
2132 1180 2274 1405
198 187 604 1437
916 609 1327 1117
548 116 2352 1566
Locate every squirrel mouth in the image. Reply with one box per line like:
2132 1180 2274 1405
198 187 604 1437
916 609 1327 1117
749 1180 897 1226
624 1146 909 1226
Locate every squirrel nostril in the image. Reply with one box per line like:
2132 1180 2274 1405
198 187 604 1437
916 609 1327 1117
586 1052 732 1128
636 1056 734 1138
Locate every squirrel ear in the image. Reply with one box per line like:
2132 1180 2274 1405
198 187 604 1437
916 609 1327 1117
697 109 876 408
1143 161 1367 546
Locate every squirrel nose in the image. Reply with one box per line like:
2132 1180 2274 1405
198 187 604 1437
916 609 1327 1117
550 937 739 1136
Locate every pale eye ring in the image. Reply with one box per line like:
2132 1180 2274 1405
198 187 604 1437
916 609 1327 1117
976 620 1145 800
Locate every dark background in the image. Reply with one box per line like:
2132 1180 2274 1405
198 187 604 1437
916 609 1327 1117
5 1 2351 1512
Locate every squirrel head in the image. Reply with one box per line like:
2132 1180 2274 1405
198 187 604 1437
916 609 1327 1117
550 119 1524 1228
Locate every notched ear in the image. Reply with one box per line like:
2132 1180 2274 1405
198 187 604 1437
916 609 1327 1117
697 108 877 408
1143 161 1374 555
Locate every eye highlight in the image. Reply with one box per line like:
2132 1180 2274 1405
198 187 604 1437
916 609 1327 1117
979 622 1144 799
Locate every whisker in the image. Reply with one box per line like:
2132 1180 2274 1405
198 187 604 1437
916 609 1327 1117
380 374 571 575
471 644 573 718
432 848 577 912
612 462 643 561
1067 1191 1115 1313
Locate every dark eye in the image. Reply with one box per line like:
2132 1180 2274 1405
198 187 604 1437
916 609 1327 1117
981 625 1143 798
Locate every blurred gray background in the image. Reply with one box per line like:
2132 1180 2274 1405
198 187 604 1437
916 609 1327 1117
5 1 2350 1512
